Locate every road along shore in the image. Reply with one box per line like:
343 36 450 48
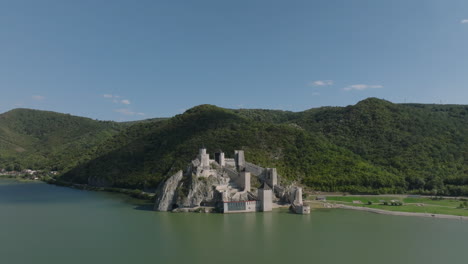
337 204 468 220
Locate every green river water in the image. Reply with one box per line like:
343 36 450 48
1 178 467 264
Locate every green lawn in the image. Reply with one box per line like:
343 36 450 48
325 196 400 203
403 197 462 207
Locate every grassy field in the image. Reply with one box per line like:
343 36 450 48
314 195 468 217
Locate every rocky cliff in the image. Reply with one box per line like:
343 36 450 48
178 175 229 208
154 170 183 211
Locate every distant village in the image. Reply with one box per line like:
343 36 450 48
0 168 58 180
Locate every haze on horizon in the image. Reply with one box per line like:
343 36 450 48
1 0 468 121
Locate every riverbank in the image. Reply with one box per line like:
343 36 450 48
0 174 42 183
44 178 155 201
337 204 468 220
6 176 468 219
308 194 468 220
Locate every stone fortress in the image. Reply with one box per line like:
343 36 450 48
154 148 310 214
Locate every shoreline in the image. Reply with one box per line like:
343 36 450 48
0 177 155 201
337 204 468 220
3 177 468 219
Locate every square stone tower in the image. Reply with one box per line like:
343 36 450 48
258 183 272 212
214 152 225 167
265 168 277 188
234 150 245 171
239 171 251 192
198 148 210 169
294 187 303 205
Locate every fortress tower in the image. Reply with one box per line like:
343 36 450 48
198 148 210 169
214 151 225 167
234 150 245 171
265 168 277 189
258 183 272 212
294 187 303 205
239 171 251 192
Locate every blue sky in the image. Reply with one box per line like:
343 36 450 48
1 0 468 121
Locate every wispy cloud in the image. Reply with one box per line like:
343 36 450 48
103 94 132 105
106 95 142 117
461 19 468 24
343 84 383 91
32 95 45 101
114 108 144 116
309 80 334 87
312 92 320 96
103 94 121 99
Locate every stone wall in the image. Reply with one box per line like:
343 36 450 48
224 158 235 167
245 162 264 176
223 167 250 192
223 201 259 213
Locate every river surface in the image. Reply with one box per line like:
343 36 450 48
1 179 467 264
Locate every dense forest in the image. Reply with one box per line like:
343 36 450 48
1 98 468 195
0 109 126 171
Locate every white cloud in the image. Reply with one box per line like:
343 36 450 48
312 92 320 96
114 108 144 116
32 95 45 101
309 80 334 86
343 84 383 91
121 99 131 105
461 19 468 24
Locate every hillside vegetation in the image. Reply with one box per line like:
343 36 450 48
0 109 125 171
2 98 468 195
62 105 402 193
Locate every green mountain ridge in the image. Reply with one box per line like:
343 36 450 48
0 108 126 171
1 98 468 195
62 104 403 193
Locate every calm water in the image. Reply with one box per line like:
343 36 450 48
1 179 467 264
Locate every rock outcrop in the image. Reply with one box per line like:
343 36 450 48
154 170 183 211
178 175 229 208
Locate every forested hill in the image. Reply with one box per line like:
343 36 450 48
2 98 468 195
0 108 126 171
62 104 402 192
235 98 468 195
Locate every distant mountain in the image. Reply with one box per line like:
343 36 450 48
0 108 125 171
2 98 468 195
